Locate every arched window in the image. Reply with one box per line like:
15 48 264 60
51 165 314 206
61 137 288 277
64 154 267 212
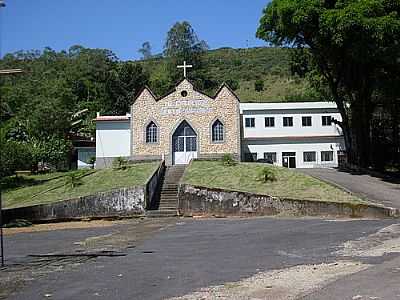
212 120 224 142
146 122 158 143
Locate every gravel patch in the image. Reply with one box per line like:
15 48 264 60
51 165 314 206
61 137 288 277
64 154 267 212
168 261 369 300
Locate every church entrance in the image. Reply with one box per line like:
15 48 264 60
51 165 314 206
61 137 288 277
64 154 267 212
172 120 198 165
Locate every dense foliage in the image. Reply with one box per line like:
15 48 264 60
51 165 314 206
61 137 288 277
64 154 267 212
0 46 149 175
257 0 400 169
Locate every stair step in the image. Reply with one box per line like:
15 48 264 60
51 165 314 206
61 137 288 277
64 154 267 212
149 165 185 214
146 210 177 218
160 196 178 199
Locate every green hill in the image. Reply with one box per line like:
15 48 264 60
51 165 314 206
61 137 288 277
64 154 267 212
137 47 319 102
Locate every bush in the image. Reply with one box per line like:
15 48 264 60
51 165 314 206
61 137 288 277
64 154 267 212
221 154 237 166
257 167 277 183
254 79 264 92
64 171 83 190
113 157 128 170
88 156 96 169
0 139 32 177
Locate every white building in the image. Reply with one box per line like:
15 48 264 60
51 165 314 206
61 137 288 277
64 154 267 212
95 114 131 168
241 102 345 168
94 80 345 169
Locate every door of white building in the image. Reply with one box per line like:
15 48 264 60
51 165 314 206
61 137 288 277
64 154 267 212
172 121 198 165
282 152 296 168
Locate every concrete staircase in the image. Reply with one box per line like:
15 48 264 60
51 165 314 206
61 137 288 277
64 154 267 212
146 165 186 217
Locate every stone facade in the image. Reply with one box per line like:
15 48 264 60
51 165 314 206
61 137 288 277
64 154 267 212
131 79 241 165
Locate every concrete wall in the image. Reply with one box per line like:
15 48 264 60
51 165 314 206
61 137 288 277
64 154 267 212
178 184 397 218
96 121 131 160
145 160 166 209
3 161 166 223
3 187 146 223
242 136 345 168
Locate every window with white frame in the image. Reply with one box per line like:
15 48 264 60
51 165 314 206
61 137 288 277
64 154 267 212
264 152 277 162
322 116 332 126
283 117 293 127
145 121 158 143
245 117 255 128
212 120 224 142
321 151 334 162
264 117 275 127
303 151 316 162
302 116 312 127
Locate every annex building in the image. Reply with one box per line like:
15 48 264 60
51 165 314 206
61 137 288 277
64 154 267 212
93 72 344 169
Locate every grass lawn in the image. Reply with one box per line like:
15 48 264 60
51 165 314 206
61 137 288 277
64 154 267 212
2 162 159 209
182 160 367 205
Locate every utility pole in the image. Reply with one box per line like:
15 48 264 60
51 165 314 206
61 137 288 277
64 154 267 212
0 0 5 269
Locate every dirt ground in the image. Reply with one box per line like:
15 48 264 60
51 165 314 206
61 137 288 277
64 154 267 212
2 219 129 236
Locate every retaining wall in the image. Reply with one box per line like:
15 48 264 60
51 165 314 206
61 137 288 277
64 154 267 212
3 161 166 223
145 160 165 209
3 186 145 223
178 184 399 218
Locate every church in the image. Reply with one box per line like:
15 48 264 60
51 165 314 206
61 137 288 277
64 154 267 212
93 63 344 169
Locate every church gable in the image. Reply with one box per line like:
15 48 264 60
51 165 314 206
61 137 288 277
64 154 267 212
131 63 241 165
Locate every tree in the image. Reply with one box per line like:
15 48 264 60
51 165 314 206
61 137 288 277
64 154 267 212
106 62 149 114
138 42 152 60
163 21 209 88
257 0 400 167
255 79 264 92
164 21 208 59
225 79 239 91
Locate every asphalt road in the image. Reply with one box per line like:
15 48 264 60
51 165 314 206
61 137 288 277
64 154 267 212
299 168 400 209
3 217 400 300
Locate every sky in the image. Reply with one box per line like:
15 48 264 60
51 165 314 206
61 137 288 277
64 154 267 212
0 0 270 61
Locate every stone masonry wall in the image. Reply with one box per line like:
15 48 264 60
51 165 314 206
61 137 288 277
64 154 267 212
131 80 241 164
178 184 398 218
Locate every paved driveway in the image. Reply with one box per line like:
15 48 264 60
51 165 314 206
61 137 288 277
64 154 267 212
299 168 400 209
3 217 400 300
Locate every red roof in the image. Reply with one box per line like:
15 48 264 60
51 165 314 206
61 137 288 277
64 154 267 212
94 115 130 121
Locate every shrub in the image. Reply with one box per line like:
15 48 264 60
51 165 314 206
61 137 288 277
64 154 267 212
88 156 96 169
113 156 128 170
254 79 264 92
257 167 277 183
221 154 237 166
64 172 83 190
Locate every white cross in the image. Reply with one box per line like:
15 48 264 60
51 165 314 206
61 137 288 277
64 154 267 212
177 61 193 78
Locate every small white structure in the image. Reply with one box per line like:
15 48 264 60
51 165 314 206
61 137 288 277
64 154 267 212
76 147 96 169
241 102 345 168
95 114 131 168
